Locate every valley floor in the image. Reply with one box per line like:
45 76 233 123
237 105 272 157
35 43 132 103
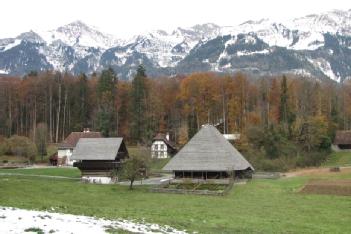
0 166 351 233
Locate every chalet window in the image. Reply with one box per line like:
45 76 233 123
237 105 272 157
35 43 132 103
154 144 158 150
160 144 164 150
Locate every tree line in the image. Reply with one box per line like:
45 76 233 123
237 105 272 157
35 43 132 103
1 66 351 168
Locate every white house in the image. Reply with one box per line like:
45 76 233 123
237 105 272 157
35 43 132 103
57 129 102 166
151 133 177 159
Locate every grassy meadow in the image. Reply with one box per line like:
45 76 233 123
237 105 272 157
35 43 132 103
0 167 80 178
323 151 351 167
0 151 350 233
1 168 351 233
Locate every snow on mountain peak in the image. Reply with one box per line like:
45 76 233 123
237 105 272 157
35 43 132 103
0 9 350 81
16 31 44 44
39 20 120 49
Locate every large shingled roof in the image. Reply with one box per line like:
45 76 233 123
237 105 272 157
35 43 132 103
71 138 124 160
163 125 254 171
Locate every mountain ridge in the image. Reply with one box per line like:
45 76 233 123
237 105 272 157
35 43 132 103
0 9 350 82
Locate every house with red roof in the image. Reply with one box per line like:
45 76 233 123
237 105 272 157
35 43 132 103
58 128 102 165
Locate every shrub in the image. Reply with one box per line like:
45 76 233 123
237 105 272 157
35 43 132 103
7 135 37 162
296 150 329 168
319 136 331 150
0 136 9 155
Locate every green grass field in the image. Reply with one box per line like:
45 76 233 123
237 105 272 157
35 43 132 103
0 169 350 233
323 151 351 167
0 167 80 178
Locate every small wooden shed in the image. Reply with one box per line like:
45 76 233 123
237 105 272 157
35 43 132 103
72 138 128 184
334 130 351 150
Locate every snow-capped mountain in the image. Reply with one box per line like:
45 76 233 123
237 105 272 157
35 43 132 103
0 9 350 82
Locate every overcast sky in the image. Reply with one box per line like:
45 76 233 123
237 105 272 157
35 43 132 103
0 0 350 38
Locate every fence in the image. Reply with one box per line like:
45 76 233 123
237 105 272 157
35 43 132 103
150 178 235 196
252 172 281 179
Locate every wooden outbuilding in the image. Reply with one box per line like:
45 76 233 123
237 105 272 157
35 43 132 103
333 130 351 150
72 138 128 184
163 125 254 179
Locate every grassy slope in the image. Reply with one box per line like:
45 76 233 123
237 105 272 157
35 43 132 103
0 173 350 233
0 168 80 178
323 151 351 167
149 158 171 172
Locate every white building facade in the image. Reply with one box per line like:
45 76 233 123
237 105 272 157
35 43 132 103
57 148 74 166
151 133 176 159
151 140 169 158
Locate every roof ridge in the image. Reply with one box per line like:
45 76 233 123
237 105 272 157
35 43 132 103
163 125 254 171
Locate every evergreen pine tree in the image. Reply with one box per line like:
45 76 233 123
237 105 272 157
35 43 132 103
279 75 289 124
279 75 295 136
130 65 147 143
97 68 117 136
78 73 89 128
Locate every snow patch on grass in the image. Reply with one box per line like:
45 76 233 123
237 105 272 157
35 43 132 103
0 207 187 234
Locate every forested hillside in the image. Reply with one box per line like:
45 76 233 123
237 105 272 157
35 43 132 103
1 67 350 169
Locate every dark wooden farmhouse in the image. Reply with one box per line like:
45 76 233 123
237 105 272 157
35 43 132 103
71 138 128 184
163 125 254 179
333 130 351 150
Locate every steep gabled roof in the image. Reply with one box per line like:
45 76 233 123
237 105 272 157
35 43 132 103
163 125 254 171
71 138 126 160
153 133 176 150
334 130 351 145
58 132 102 149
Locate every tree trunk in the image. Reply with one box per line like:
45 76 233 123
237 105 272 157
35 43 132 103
129 178 134 190
222 92 226 134
33 98 37 140
62 88 68 141
55 83 62 143
116 109 119 136
8 89 12 136
49 84 53 143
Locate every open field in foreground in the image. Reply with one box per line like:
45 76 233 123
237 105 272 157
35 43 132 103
0 168 351 233
0 167 80 178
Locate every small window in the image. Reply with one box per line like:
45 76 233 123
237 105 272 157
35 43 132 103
160 144 164 150
154 144 158 150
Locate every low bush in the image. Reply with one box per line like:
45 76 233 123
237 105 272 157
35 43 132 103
296 150 330 168
0 137 9 156
7 135 37 162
